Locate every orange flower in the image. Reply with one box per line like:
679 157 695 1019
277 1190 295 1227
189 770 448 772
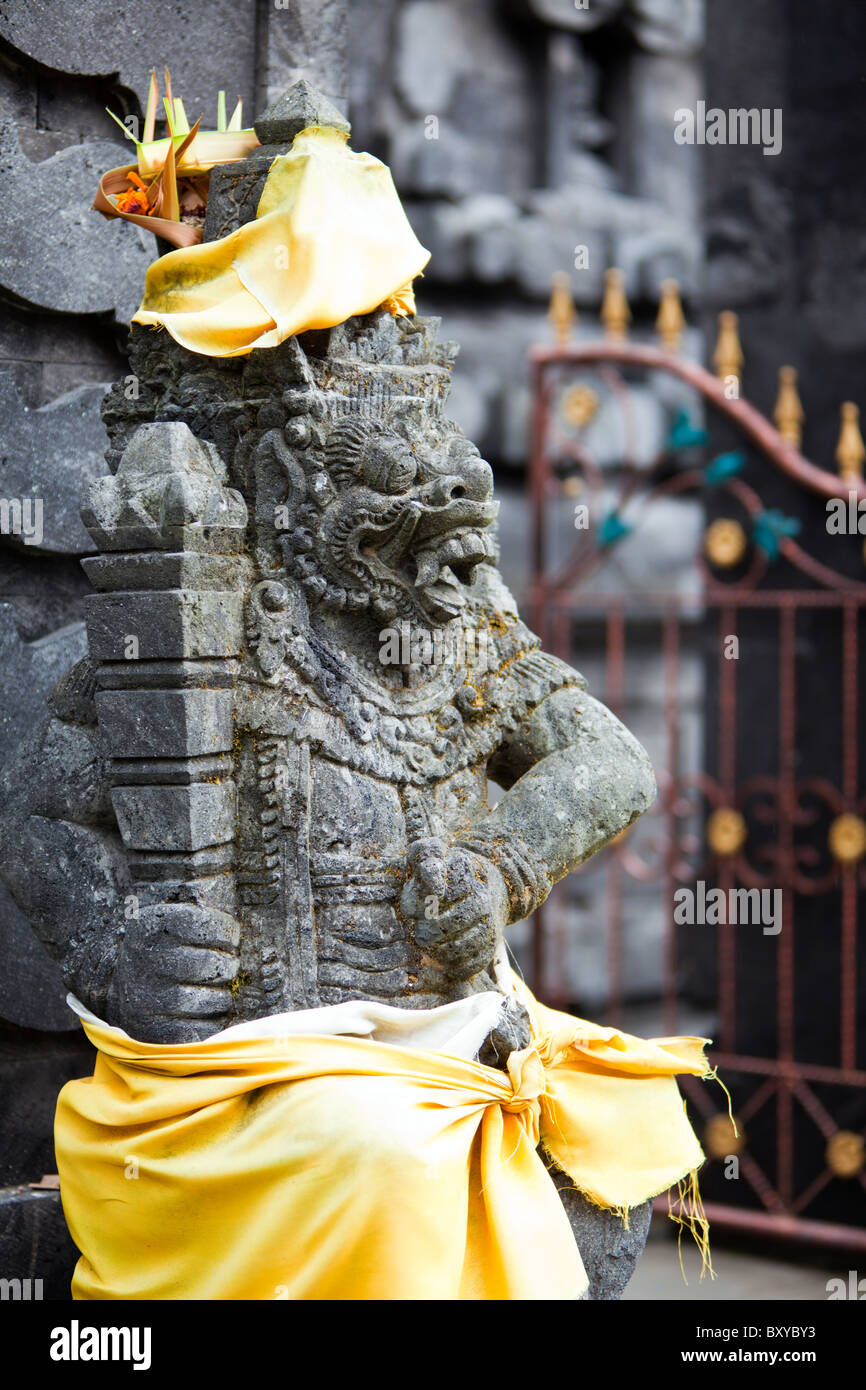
112 170 152 216
114 187 149 215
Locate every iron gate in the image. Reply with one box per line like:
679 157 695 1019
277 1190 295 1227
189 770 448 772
526 324 866 1249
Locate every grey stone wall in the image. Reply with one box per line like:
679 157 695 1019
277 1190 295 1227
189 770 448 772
349 0 703 476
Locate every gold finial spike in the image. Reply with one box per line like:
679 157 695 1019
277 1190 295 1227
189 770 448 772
549 271 576 345
713 310 743 385
774 365 804 446
656 278 686 353
601 267 630 341
836 402 866 480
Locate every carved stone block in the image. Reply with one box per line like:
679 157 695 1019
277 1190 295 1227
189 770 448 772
94 690 234 760
111 783 237 852
85 590 244 661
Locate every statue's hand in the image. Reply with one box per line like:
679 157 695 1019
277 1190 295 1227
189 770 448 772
105 904 240 1043
400 846 509 982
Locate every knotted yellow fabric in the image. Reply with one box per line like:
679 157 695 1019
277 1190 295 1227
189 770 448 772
55 977 709 1301
131 125 431 357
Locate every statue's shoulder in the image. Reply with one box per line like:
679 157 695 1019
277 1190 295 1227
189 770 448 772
469 565 587 710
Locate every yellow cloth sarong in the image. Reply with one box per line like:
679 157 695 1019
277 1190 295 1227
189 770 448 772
131 125 431 357
55 977 709 1301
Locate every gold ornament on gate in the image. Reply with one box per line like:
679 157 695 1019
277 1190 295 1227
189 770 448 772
707 807 747 856
828 813 866 865
773 366 804 447
561 383 599 429
713 310 743 386
601 267 630 341
825 1130 865 1178
656 279 686 353
705 518 747 568
704 1113 744 1159
835 402 866 481
549 271 576 345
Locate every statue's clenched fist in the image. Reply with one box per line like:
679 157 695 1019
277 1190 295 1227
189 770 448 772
400 844 509 983
106 903 241 1043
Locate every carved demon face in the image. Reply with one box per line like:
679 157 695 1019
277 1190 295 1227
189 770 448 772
265 394 499 625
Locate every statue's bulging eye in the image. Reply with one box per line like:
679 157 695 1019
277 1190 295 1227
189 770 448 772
358 442 416 493
386 457 417 493
450 441 483 469
284 417 311 448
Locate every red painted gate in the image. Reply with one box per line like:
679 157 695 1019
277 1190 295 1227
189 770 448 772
527 308 866 1249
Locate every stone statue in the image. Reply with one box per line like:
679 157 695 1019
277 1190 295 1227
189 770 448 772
0 85 658 1298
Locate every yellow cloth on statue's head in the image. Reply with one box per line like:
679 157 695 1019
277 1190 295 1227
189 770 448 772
131 125 431 357
55 975 710 1301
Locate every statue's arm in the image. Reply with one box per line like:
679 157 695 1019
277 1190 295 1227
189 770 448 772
401 668 655 991
467 679 656 922
402 568 655 982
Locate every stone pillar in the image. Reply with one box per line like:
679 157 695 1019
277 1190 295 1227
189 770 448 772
80 423 249 919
